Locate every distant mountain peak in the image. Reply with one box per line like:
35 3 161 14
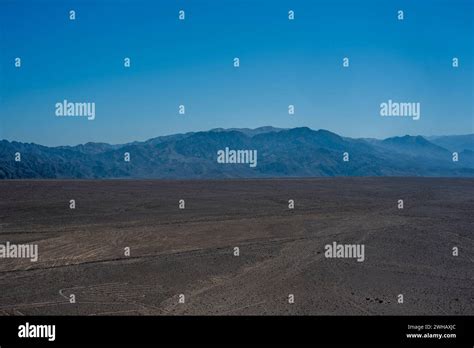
209 126 286 137
383 135 430 145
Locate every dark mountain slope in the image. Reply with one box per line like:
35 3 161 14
1 129 473 179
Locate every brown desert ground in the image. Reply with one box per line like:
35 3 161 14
0 178 472 315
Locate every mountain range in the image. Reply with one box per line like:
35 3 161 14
1 127 473 179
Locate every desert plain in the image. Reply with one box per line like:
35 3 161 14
0 178 472 315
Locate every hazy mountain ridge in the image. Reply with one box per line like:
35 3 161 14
427 134 474 152
1 128 473 179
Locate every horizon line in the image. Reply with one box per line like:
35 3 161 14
1 126 473 148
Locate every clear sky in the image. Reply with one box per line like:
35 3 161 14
0 0 473 146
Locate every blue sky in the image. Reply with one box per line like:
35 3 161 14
0 0 473 146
